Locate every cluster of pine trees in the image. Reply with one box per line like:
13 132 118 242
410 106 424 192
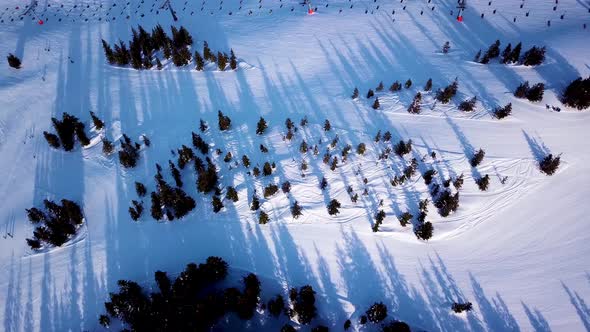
475 41 546 66
119 134 143 168
99 257 249 330
43 112 91 151
562 76 590 110
25 199 84 249
514 81 545 102
6 53 21 69
150 163 196 221
101 24 238 71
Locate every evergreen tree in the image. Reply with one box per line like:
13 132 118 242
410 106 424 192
376 81 384 91
501 43 512 63
525 83 544 102
562 76 590 110
242 155 251 168
508 42 522 64
291 201 303 219
476 174 490 191
102 138 114 155
263 184 279 198
268 295 285 317
263 162 273 176
514 81 530 98
493 103 512 119
218 110 231 131
90 111 104 130
156 58 163 70
407 92 422 114
436 78 459 103
217 51 227 70
470 148 485 167
458 96 477 112
259 210 270 224
101 40 115 64
366 302 388 323
372 98 380 110
539 153 561 175
424 78 433 91
405 79 413 89
324 119 331 131
194 51 204 70
135 182 147 197
389 81 402 92
367 89 375 98
351 87 359 99
282 181 291 193
327 199 341 215
7 53 21 69
169 160 183 187
357 143 366 155
522 46 546 66
44 131 60 148
251 194 260 211
256 117 268 135
473 49 482 62
212 195 224 213
226 186 239 202
415 221 433 240
203 41 212 61
224 152 232 163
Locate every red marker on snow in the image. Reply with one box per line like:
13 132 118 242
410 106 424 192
457 15 463 22
38 19 44 25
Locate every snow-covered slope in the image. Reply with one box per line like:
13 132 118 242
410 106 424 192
1 0 589 330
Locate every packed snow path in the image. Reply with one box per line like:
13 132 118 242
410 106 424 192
1 0 590 331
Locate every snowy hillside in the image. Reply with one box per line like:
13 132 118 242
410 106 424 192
1 0 590 330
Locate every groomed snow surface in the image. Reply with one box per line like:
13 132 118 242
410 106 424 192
1 0 590 330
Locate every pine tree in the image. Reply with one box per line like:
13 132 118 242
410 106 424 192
251 194 260 210
424 78 433 91
230 49 238 70
102 138 114 155
562 76 590 110
263 162 273 176
539 153 561 175
256 117 268 135
101 40 115 64
351 87 359 99
44 131 61 148
90 111 104 130
135 182 147 197
217 51 227 70
476 174 490 191
324 119 331 131
525 83 544 102
376 81 384 91
200 119 208 132
522 46 546 66
405 79 413 89
327 199 341 215
435 78 459 103
415 221 433 240
372 97 380 110
357 143 366 155
218 110 231 131
366 302 388 323
291 201 303 219
493 103 512 119
212 196 224 213
389 81 402 92
474 49 482 62
367 89 375 98
194 51 204 70
156 58 163 70
203 41 212 61
7 53 22 69
407 92 422 114
242 155 250 168
514 81 530 98
470 148 485 167
259 211 270 224
501 43 512 63
226 186 239 202
508 42 522 64
458 96 477 112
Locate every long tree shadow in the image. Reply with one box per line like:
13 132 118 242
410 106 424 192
562 282 590 331
522 302 552 332
470 272 521 332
